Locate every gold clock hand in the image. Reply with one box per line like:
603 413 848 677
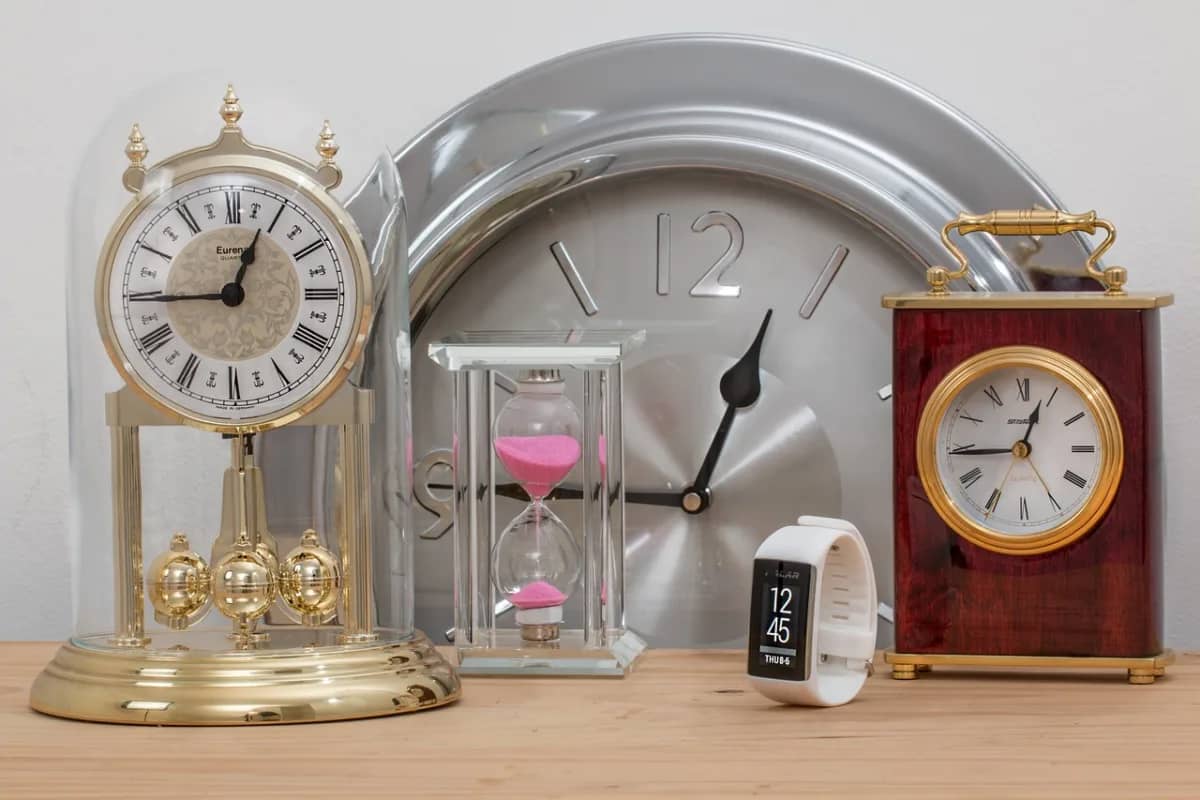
1025 456 1063 510
986 456 1018 520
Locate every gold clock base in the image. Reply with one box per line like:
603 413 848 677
884 649 1175 685
30 630 461 725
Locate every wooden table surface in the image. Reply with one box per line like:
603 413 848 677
1 643 1197 799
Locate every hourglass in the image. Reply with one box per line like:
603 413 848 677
427 331 647 675
492 369 584 642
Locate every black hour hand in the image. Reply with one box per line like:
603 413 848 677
681 308 773 514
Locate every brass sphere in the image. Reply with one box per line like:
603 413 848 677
211 546 277 622
280 529 341 627
147 533 211 630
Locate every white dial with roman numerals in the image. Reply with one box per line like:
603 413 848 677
919 346 1124 554
935 364 1103 536
102 171 363 429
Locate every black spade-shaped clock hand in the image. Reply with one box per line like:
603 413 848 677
1021 400 1042 448
233 229 261 287
681 308 773 514
216 228 262 307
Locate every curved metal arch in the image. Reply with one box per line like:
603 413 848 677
349 34 1094 325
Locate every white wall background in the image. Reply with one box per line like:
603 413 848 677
1 0 1197 643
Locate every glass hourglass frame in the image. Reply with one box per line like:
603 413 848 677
428 331 646 676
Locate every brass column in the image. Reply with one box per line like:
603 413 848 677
338 421 377 643
109 424 148 647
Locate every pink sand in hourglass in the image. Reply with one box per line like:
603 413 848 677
509 580 568 609
494 434 581 498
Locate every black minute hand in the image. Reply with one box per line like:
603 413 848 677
129 291 224 303
681 308 773 514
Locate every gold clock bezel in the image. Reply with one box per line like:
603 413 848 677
916 345 1124 556
95 154 373 435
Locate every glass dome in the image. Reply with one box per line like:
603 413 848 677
35 81 459 724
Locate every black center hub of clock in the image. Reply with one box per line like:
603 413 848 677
219 282 245 307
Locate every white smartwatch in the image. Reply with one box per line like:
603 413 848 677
746 516 878 707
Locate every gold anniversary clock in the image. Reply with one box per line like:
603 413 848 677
31 87 460 724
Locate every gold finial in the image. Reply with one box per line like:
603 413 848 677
125 123 148 167
314 119 343 190
925 266 951 296
1102 266 1128 296
316 120 339 162
121 123 148 193
220 83 243 126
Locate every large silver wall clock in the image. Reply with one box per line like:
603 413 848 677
348 34 1094 647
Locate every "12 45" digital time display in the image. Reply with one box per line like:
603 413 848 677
747 559 815 681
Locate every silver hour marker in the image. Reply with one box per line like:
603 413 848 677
549 241 599 316
656 213 670 295
877 384 892 401
799 245 849 319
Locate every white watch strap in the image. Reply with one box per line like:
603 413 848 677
750 516 877 707
809 516 876 705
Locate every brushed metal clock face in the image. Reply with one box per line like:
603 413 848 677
348 35 1093 648
410 170 924 646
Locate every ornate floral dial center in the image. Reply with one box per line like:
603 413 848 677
166 227 300 361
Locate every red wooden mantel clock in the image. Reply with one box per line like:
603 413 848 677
882 209 1174 684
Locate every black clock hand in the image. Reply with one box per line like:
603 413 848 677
948 447 1018 456
681 308 773 514
128 291 224 302
1021 400 1042 447
233 229 261 287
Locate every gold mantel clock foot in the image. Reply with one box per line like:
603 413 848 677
1128 668 1156 685
30 630 460 725
884 649 1175 683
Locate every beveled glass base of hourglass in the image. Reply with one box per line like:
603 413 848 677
457 627 647 677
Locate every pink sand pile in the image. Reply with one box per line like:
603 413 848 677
494 434 581 498
509 580 567 610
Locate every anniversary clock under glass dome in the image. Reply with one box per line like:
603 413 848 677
36 86 459 724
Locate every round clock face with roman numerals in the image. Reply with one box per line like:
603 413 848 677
918 346 1124 555
99 170 367 431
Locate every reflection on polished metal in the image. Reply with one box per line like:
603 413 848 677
31 632 460 725
884 649 1176 685
348 35 1098 647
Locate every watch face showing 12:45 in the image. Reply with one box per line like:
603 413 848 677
101 171 364 430
747 558 815 681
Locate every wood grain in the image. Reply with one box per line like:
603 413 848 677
892 308 1163 657
1 643 1198 799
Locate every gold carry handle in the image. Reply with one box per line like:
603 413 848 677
928 209 1126 296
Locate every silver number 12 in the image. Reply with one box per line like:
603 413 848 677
657 211 745 298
